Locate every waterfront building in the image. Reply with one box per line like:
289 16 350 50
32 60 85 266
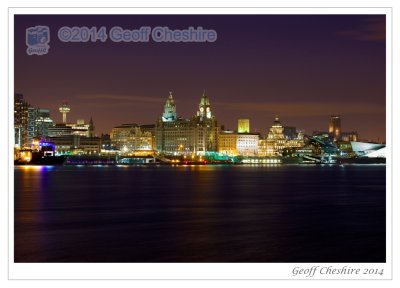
265 116 287 156
49 135 101 155
48 124 73 137
155 91 219 155
259 116 305 156
328 115 341 141
218 131 238 156
48 118 95 138
237 133 259 156
110 123 153 153
100 133 113 151
27 107 37 145
238 119 250 133
14 93 30 148
35 109 54 137
350 141 386 158
218 130 259 156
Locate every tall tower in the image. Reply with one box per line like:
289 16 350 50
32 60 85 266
59 101 70 124
162 92 177 122
238 119 250 133
197 90 212 119
328 115 341 141
89 117 95 137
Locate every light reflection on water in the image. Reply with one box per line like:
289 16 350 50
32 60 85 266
14 165 386 263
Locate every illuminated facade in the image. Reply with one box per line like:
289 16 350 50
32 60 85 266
162 92 177 122
14 93 30 148
265 116 286 156
35 109 54 137
218 131 259 156
156 91 219 155
351 141 386 158
238 119 250 133
49 135 101 155
237 133 259 156
328 115 341 141
218 131 238 156
259 116 304 156
110 124 154 153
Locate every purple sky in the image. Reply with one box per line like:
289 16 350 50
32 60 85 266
14 15 386 141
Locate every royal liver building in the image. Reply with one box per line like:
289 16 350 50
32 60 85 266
155 91 219 156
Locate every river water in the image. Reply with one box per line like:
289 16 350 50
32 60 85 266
14 164 386 262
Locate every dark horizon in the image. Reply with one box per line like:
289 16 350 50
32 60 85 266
14 14 386 141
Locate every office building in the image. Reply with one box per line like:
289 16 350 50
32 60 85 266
110 123 154 153
155 91 219 155
14 93 30 148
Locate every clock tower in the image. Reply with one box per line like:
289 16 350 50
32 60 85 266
197 90 212 119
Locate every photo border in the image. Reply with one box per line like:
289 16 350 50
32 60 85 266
8 6 393 280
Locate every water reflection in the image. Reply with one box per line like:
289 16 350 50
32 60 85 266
14 165 386 262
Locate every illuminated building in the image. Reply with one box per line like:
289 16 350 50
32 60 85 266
350 141 386 158
238 119 250 133
27 107 37 145
265 116 286 156
328 115 341 141
48 124 73 137
35 109 54 137
218 131 238 155
100 133 113 151
162 92 177 122
110 124 154 153
341 131 358 142
48 118 95 138
156 91 219 155
259 116 305 156
237 133 259 156
14 93 30 148
49 135 101 155
218 130 259 156
59 101 70 124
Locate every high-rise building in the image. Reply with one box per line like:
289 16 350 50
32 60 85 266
35 109 54 137
328 115 341 141
238 119 250 133
14 93 30 148
27 107 37 145
156 91 219 155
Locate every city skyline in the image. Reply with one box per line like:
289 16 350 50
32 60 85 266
14 14 386 141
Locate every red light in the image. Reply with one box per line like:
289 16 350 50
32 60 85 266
203 161 207 164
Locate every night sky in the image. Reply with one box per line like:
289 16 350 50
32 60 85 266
14 15 386 141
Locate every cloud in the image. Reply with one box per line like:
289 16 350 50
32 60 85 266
213 101 385 117
76 94 165 106
336 16 386 42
